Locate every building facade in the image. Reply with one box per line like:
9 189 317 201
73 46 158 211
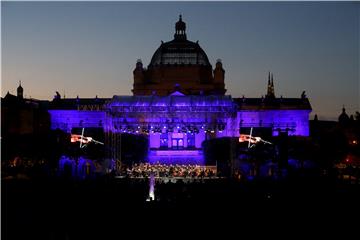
48 16 312 164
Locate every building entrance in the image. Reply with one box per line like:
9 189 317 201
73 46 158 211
171 133 184 149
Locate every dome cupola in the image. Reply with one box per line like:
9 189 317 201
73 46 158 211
175 15 186 40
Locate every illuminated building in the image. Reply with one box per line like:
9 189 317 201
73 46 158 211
48 16 312 164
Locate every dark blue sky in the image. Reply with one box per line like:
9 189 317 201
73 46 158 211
2 1 359 120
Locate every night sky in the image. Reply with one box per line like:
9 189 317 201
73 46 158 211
2 1 359 120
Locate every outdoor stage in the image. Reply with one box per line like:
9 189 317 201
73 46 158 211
115 175 221 183
120 162 218 180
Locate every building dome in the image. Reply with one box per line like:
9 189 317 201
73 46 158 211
149 15 211 67
149 39 211 67
133 15 225 96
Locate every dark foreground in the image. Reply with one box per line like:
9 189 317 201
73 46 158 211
3 175 360 239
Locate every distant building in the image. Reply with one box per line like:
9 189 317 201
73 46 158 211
337 106 359 147
1 82 50 135
338 106 350 125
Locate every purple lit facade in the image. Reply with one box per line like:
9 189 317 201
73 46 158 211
238 110 310 136
48 110 106 133
235 97 312 136
49 94 311 164
47 16 312 165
